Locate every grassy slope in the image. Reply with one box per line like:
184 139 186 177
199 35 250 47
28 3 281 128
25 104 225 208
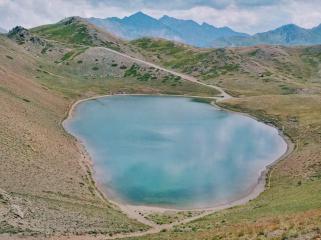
30 17 123 51
29 18 218 98
0 20 218 237
131 38 321 97
2 18 321 239
0 35 148 236
123 40 321 239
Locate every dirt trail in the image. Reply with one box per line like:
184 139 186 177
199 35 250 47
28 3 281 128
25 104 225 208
96 47 232 101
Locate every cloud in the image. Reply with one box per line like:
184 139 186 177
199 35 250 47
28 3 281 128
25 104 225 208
0 0 130 30
145 0 321 34
284 0 321 29
0 0 320 34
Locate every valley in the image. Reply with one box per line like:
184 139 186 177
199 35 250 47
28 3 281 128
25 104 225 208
1 15 321 240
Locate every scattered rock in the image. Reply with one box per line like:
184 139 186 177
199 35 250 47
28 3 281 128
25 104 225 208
0 189 10 204
10 204 24 219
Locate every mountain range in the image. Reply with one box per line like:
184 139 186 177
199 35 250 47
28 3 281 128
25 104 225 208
89 12 321 48
88 12 247 47
213 23 321 47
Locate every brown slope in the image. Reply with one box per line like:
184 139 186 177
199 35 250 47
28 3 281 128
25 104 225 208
0 24 219 237
0 35 147 236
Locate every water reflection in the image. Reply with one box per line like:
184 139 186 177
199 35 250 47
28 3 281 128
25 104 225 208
65 96 287 208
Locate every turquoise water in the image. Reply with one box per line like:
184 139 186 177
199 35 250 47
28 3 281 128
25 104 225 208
65 96 287 208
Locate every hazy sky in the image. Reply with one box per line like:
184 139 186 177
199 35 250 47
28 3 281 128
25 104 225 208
1 0 321 34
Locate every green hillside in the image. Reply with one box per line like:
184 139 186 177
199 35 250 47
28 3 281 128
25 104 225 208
127 36 321 240
0 20 218 237
31 16 127 51
32 17 94 45
1 17 321 240
131 38 321 96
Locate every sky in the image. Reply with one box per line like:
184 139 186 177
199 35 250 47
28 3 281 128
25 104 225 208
0 0 321 34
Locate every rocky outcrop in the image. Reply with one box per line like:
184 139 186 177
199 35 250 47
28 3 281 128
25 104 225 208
8 26 46 46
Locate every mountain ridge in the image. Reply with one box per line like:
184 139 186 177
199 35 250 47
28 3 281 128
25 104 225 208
88 12 321 47
88 12 183 43
213 23 321 47
88 12 246 47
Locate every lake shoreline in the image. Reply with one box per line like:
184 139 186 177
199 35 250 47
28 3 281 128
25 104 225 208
62 93 294 229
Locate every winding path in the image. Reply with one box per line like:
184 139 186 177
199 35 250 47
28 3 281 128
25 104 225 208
96 47 233 101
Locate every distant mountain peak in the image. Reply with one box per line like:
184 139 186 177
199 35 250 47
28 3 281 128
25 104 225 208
59 16 83 25
159 15 175 22
213 22 321 47
132 11 147 17
283 23 300 28
87 13 252 47
275 23 302 31
159 15 171 20
160 15 200 26
315 23 321 29
125 11 156 21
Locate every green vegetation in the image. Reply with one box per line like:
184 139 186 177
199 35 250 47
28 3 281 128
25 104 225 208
191 97 213 104
30 17 123 52
61 47 88 62
2 17 321 240
124 63 140 77
31 19 93 46
121 63 209 94
132 38 321 96
0 221 28 235
145 211 204 225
